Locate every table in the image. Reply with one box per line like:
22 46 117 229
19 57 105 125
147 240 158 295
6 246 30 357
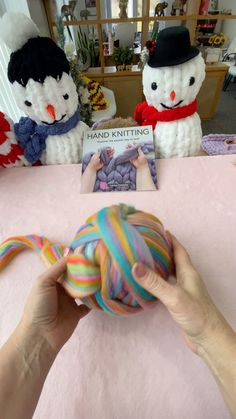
0 155 235 419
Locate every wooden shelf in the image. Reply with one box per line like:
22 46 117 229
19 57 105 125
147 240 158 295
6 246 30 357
85 65 141 78
84 63 228 78
193 14 236 20
55 14 236 27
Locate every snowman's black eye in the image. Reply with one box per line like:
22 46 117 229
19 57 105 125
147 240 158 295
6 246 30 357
189 77 195 86
63 94 69 100
24 100 32 107
151 82 158 91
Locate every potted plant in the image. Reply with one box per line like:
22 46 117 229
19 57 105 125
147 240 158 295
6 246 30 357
205 32 226 63
77 26 100 68
121 47 134 70
112 47 125 71
112 46 134 71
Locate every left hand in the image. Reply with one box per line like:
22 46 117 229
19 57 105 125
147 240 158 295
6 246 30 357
20 259 90 354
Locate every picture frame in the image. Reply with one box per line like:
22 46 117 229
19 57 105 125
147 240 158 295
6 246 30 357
85 0 96 7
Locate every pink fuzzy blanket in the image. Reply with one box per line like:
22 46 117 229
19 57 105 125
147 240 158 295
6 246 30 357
0 155 235 419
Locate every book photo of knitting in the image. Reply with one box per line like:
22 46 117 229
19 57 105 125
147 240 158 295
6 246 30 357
81 125 158 193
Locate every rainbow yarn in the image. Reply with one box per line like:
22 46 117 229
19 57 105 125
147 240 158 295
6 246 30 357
0 204 173 315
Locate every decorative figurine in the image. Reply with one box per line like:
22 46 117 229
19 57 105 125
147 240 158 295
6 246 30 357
80 9 91 20
119 0 128 19
135 27 206 159
155 2 168 17
171 0 188 16
61 0 77 21
0 12 89 167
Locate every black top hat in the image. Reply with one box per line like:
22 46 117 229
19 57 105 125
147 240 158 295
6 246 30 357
8 37 70 87
148 26 199 68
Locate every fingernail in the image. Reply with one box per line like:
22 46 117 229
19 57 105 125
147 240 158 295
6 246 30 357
133 263 147 278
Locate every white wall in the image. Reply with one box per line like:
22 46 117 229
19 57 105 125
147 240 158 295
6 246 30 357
219 0 236 43
27 0 50 37
2 0 29 15
0 0 6 16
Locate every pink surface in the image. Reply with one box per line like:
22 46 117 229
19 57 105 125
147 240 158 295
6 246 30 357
0 155 236 419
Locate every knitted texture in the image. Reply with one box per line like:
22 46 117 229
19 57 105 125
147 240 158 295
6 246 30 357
135 100 197 128
82 143 157 192
202 134 236 155
0 11 89 166
141 53 205 158
8 37 70 87
0 204 173 316
0 112 24 168
81 76 109 111
14 111 80 164
0 12 39 53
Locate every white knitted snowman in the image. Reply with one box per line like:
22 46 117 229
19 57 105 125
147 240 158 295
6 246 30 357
135 27 205 158
0 12 89 167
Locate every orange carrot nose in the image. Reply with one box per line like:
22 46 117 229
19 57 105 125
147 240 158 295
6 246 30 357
170 90 176 101
46 104 56 120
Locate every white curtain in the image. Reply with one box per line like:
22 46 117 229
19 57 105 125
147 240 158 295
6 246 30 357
0 38 23 122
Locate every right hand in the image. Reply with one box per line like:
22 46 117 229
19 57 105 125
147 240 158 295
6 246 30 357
131 147 148 169
132 234 232 355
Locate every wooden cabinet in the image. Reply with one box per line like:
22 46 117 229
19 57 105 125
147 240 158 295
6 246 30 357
86 66 143 117
103 75 142 118
87 63 228 119
198 63 228 119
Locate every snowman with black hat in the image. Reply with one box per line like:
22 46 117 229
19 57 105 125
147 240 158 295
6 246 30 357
135 26 205 158
0 12 89 167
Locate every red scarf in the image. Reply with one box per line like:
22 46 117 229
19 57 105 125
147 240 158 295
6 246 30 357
134 99 197 129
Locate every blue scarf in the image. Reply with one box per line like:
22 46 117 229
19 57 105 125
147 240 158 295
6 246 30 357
14 110 80 164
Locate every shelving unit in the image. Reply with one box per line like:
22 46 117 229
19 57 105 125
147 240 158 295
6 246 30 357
44 0 236 73
43 0 233 118
60 14 236 25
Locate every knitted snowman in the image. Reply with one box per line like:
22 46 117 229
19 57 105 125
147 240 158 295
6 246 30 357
135 27 206 158
0 12 89 167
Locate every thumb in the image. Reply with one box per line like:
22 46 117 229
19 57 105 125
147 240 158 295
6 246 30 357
75 304 91 320
138 147 145 157
38 258 67 288
132 263 174 306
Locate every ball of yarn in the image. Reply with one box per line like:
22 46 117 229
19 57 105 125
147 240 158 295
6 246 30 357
65 204 173 315
0 204 174 316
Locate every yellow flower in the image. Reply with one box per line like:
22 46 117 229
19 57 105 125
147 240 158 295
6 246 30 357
209 35 216 45
214 36 222 45
209 33 226 47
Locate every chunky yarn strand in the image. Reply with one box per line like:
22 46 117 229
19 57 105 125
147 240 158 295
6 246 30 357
0 205 173 316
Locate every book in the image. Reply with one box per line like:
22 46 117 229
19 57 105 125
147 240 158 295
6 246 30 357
81 125 158 193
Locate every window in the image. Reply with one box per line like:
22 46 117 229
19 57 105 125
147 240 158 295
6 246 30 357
0 39 22 122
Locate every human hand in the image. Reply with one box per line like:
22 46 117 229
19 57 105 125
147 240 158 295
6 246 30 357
88 151 104 171
126 142 137 149
106 147 115 158
132 234 231 355
20 259 90 354
131 148 148 169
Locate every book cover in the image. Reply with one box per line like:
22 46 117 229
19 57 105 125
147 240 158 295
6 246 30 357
81 125 158 193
